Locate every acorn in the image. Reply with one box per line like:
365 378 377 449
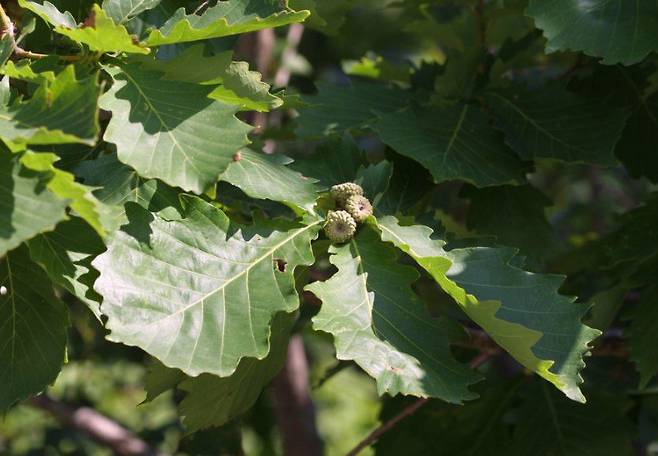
324 210 357 243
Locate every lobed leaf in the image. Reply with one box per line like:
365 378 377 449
371 105 527 187
486 88 628 165
20 2 150 54
376 216 600 402
306 227 481 402
144 0 310 46
220 149 319 214
0 149 68 257
93 196 320 377
0 67 99 148
99 63 251 194
527 0 658 65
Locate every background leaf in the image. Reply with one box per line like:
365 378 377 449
0 247 69 410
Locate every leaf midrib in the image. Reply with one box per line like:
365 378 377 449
145 220 320 326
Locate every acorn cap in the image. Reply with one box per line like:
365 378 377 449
324 210 357 243
330 182 364 205
345 194 373 223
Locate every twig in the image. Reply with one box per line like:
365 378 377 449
272 335 324 456
30 395 162 456
345 351 496 456
0 3 80 61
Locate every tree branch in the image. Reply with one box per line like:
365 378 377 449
30 395 162 456
345 351 496 456
272 334 324 456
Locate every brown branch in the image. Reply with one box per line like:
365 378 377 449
272 335 324 456
345 351 496 456
0 3 81 61
30 395 162 456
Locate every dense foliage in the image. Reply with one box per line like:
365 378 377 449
0 0 657 454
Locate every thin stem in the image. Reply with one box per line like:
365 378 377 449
345 352 496 456
0 3 81 61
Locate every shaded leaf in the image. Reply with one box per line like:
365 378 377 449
510 382 633 455
93 196 320 376
371 105 526 187
0 149 68 257
220 149 318 214
75 152 183 231
527 0 658 65
297 80 410 138
627 287 658 388
28 217 105 318
20 151 111 237
486 89 627 165
0 66 99 148
306 227 480 402
462 184 555 261
179 312 295 431
0 246 68 410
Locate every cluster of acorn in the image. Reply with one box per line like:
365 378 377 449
324 183 373 243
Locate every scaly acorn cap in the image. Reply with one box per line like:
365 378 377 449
345 194 373 223
330 182 364 206
324 210 357 243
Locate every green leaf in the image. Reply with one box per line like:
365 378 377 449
93 196 320 376
220 149 318 214
462 184 555 261
376 217 600 402
627 287 658 388
144 45 282 111
0 66 100 148
143 360 186 402
18 0 76 28
102 0 162 24
510 382 633 455
75 152 183 231
28 217 105 319
290 134 363 190
20 151 111 237
179 312 295 432
296 80 410 138
20 2 150 54
306 227 480 402
288 0 355 35
144 0 310 46
355 161 392 208
485 89 628 165
0 149 68 257
526 0 658 65
0 246 69 410
0 60 56 84
371 105 526 187
99 63 251 194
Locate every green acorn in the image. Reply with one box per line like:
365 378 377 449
330 182 364 206
324 210 357 243
345 194 373 223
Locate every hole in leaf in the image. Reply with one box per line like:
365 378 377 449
274 258 287 272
